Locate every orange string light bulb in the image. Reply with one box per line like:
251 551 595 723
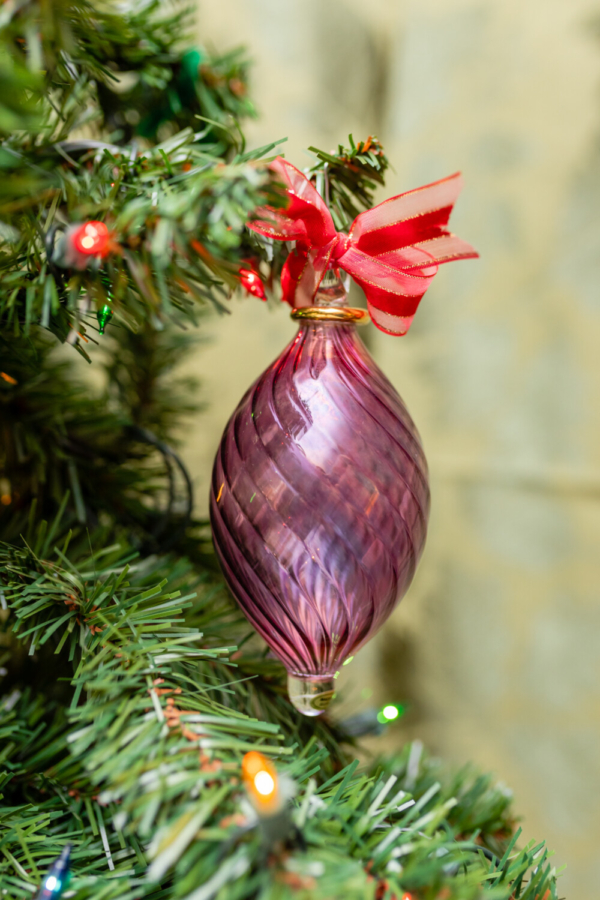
241 751 279 814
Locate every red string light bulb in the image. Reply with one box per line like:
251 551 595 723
71 221 110 257
239 265 267 301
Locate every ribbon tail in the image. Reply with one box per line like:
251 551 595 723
281 247 309 306
341 245 435 335
282 245 327 307
281 244 334 308
355 235 478 333
366 303 418 337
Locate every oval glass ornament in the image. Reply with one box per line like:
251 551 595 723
210 279 429 716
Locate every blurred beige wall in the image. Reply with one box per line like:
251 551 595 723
182 2 600 896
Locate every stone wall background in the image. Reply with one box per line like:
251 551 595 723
181 2 600 896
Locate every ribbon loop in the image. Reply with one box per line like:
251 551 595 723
249 157 478 336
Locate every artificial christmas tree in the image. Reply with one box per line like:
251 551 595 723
0 2 561 898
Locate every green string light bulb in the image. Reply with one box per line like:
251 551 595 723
97 303 113 335
97 271 115 335
376 703 406 725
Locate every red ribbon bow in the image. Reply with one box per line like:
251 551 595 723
248 157 478 335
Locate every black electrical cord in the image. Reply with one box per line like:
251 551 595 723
126 425 194 553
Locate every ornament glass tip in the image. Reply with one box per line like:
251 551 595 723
287 674 336 716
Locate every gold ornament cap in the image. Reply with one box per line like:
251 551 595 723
291 306 369 324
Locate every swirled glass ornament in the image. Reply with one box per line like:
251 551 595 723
210 279 429 715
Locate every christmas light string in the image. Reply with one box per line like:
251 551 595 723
125 425 194 553
45 220 114 339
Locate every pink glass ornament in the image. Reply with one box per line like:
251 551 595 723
210 281 429 715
